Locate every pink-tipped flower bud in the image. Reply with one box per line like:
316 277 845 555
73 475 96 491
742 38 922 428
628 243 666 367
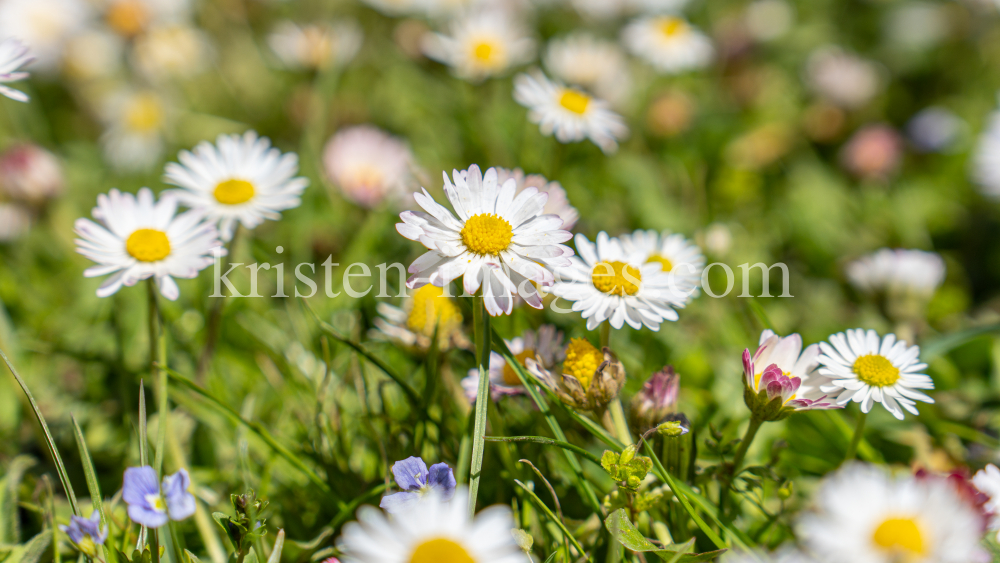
631 366 680 431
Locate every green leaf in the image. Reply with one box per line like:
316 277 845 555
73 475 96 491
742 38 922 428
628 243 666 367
604 509 725 562
184 550 202 563
481 436 602 465
601 450 619 475
71 415 117 563
266 530 284 563
3 530 52 563
0 456 35 544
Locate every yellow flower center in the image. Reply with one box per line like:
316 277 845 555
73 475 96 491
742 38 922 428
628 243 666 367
214 179 256 205
460 213 513 256
409 538 474 563
559 90 591 115
649 253 674 272
659 17 688 38
126 229 171 262
502 348 534 386
872 517 925 557
563 338 604 390
591 261 641 296
347 165 385 190
145 493 167 513
77 537 98 558
125 94 164 134
853 354 900 387
106 0 149 37
302 27 334 68
406 285 463 338
473 41 494 62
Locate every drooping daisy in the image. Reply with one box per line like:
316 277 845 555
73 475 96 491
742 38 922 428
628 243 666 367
421 8 534 81
163 131 309 241
372 284 469 351
0 0 90 72
322 125 416 209
798 463 988 563
972 464 1000 540
741 330 842 420
98 88 170 172
805 46 882 109
461 325 565 401
74 188 224 300
495 168 578 230
513 70 628 153
550 232 688 331
620 229 705 298
846 248 946 299
337 488 527 563
396 164 574 316
526 337 625 412
816 329 934 420
622 16 714 74
972 105 1000 200
268 20 362 71
543 33 631 107
0 39 33 103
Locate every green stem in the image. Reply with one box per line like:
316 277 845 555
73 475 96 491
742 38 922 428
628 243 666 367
608 399 633 445
844 410 868 462
148 280 168 478
599 322 611 348
720 415 764 520
196 227 240 382
467 295 492 517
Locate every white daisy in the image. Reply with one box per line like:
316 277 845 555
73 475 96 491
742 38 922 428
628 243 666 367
102 0 191 38
131 24 212 82
163 131 309 241
513 70 628 153
372 284 469 352
268 20 362 71
421 8 534 81
551 232 691 331
543 33 631 107
805 46 882 109
798 463 988 563
0 39 32 103
74 188 224 301
620 229 706 298
495 168 578 230
972 104 1000 200
972 464 1000 540
461 325 565 401
322 125 415 209
396 164 574 317
98 88 170 172
62 30 123 81
336 488 527 563
846 248 946 299
622 16 714 74
0 0 90 72
816 329 935 420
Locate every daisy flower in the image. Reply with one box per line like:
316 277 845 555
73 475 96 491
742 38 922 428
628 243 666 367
630 366 680 430
0 0 90 72
131 24 212 82
372 284 469 351
0 39 33 103
972 464 1000 540
336 488 527 563
163 131 309 241
972 104 1000 200
846 248 946 299
741 330 842 420
268 20 362 71
622 16 714 74
621 229 706 298
323 125 416 209
513 70 628 153
396 164 574 317
798 463 988 563
816 329 934 420
543 33 631 107
421 8 534 81
461 325 565 401
495 167 578 230
550 232 689 331
0 144 64 205
74 188 224 300
98 88 170 172
62 30 123 81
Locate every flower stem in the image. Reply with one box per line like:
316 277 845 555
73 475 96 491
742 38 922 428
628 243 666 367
844 410 868 462
719 414 764 520
468 294 492 517
147 280 168 478
196 228 240 382
609 398 633 445
599 321 611 348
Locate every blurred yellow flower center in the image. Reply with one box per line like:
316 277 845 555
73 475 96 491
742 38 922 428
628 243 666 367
214 179 256 205
406 285 463 338
126 229 171 262
302 27 334 68
853 354 900 387
649 253 674 272
106 0 149 37
409 538 474 563
473 41 494 62
461 213 512 256
145 493 167 513
659 17 687 38
559 90 591 115
872 517 925 557
348 165 385 190
592 261 641 296
502 348 534 386
125 94 164 133
563 338 604 390
77 537 98 558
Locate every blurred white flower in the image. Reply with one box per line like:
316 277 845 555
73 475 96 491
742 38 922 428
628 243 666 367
971 104 1000 199
846 248 946 299
322 125 415 209
0 144 63 205
544 33 631 107
0 38 33 102
972 464 1000 541
513 70 628 153
622 16 714 74
268 21 362 71
700 222 732 256
98 88 170 172
372 284 469 352
0 0 90 72
745 0 794 42
422 8 534 81
886 2 949 52
461 325 565 401
62 30 124 81
102 0 191 38
0 203 31 241
495 168 578 230
131 25 212 81
805 46 882 109
907 107 964 153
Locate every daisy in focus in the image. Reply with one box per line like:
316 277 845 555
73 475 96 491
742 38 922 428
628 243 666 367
513 70 628 153
622 16 714 74
543 33 631 107
0 39 33 102
74 188 223 300
621 229 705 297
396 164 574 316
372 284 469 351
972 464 1000 540
421 8 534 82
323 125 415 209
496 168 578 230
798 463 988 563
816 329 934 420
742 330 841 420
98 88 170 172
461 325 565 401
268 20 362 71
550 232 689 331
163 131 309 241
846 248 946 299
336 488 528 563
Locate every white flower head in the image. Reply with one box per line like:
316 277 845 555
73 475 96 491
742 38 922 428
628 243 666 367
972 104 1000 200
0 0 90 72
163 131 309 241
396 164 574 317
743 330 843 414
0 204 31 241
799 463 988 563
846 248 946 299
461 325 565 401
336 487 528 563
817 329 934 420
805 46 882 109
102 0 192 39
421 8 535 81
99 88 170 172
495 168 578 230
620 229 706 297
514 70 629 153
74 188 224 300
323 125 415 209
372 284 469 352
131 24 213 81
0 39 33 102
551 232 692 331
63 30 124 81
543 33 631 106
972 464 1000 540
268 20 362 71
622 15 714 74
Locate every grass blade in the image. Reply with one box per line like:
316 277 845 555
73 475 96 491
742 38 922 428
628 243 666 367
921 323 1000 359
483 436 602 466
266 530 285 563
468 296 491 517
71 415 118 563
514 479 589 562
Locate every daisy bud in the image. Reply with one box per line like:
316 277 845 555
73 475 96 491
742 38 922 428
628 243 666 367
631 366 680 431
0 144 64 205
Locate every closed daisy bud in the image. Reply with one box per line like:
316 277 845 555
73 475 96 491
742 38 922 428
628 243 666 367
0 144 63 205
630 366 680 431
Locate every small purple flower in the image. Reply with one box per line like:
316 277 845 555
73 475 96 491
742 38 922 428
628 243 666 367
379 457 456 513
122 466 197 528
59 510 107 557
